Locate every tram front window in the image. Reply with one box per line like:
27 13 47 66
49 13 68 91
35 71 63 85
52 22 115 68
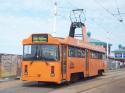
23 45 59 61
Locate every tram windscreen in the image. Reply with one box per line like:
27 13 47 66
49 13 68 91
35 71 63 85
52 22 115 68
23 45 59 61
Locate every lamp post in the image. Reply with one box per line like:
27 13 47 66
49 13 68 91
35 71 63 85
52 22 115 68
53 0 57 36
106 31 109 64
107 31 109 58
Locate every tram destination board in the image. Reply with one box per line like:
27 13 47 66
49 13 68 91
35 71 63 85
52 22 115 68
32 34 48 42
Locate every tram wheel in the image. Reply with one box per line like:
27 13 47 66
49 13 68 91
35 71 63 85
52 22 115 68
70 74 78 83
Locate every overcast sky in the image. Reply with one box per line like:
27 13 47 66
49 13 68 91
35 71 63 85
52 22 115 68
0 0 125 54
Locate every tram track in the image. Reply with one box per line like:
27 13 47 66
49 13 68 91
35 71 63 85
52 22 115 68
1 69 125 93
49 69 125 93
77 75 125 93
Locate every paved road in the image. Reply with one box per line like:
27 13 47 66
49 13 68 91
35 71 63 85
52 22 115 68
0 69 125 93
0 81 54 93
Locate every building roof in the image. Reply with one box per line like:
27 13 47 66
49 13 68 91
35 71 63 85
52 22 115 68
88 38 112 46
86 32 112 46
112 49 125 53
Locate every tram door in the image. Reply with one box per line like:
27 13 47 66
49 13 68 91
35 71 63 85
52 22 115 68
85 49 89 77
61 45 67 80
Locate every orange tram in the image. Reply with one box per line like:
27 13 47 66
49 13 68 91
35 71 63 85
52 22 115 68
21 23 106 84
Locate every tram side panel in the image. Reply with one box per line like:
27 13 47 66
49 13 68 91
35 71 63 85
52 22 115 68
89 51 105 76
66 46 86 80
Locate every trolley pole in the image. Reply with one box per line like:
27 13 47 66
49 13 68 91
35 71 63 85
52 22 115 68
53 0 57 36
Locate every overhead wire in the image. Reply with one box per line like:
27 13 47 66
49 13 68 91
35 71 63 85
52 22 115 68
57 0 125 31
53 0 69 21
87 17 113 44
57 0 84 22
56 1 72 20
114 0 124 22
66 0 79 9
93 0 122 22
94 0 115 16
94 0 125 24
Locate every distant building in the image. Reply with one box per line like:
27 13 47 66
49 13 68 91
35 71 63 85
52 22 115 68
0 53 22 78
87 32 112 55
86 32 121 70
110 45 125 69
112 45 125 63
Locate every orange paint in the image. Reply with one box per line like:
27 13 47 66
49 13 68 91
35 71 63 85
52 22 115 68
22 33 106 84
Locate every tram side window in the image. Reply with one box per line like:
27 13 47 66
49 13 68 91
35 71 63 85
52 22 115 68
77 48 82 57
91 51 105 59
81 49 85 57
98 53 106 59
91 51 98 59
98 53 103 59
76 48 85 57
68 46 85 58
102 54 106 59
68 46 76 57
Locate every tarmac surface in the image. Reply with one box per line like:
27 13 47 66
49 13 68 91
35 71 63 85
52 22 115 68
0 69 125 93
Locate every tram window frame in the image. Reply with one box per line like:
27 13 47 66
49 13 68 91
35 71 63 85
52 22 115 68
68 46 76 57
98 53 102 59
91 51 104 59
77 48 82 57
68 46 85 58
76 48 85 58
98 52 105 59
91 51 97 59
23 44 60 61
102 53 106 60
81 49 85 57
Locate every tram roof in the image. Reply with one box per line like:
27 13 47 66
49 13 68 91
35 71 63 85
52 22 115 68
23 33 106 53
56 36 106 53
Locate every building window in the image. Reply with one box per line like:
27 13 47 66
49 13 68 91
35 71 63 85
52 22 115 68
115 53 122 58
123 53 125 58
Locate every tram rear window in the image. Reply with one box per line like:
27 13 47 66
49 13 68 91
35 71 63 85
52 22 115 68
32 34 48 42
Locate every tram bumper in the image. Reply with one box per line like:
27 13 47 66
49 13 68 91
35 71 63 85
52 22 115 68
21 61 62 84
